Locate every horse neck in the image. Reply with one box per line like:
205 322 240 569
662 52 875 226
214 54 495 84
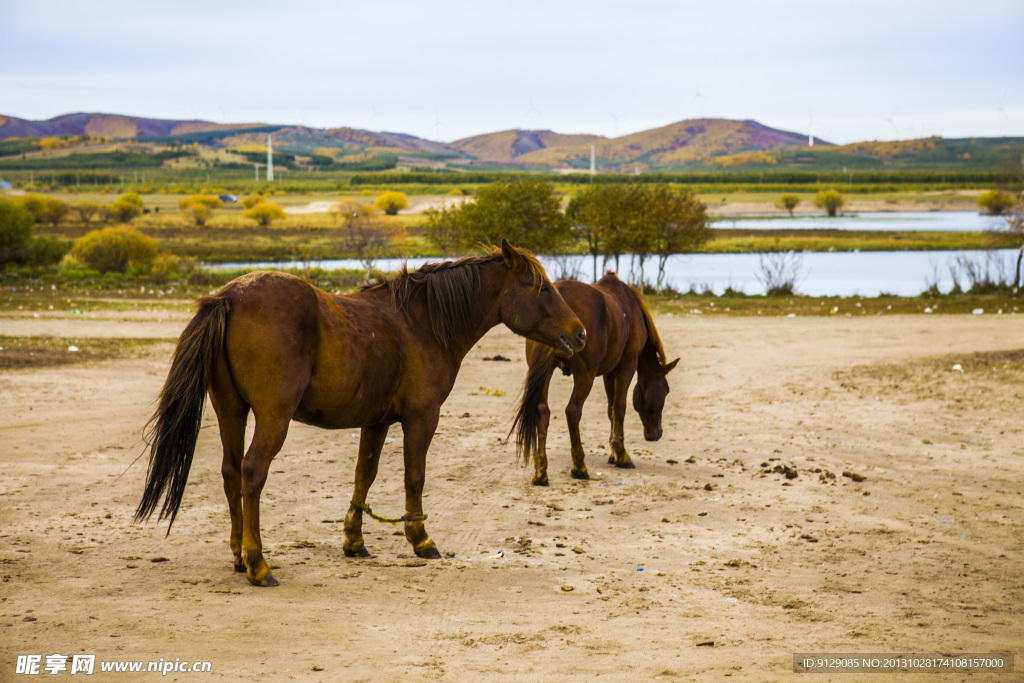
636 340 661 378
440 259 505 359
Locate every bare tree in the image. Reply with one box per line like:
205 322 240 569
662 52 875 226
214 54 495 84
333 200 404 271
756 251 804 295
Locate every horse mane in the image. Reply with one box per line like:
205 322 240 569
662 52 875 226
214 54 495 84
631 285 668 366
362 246 547 351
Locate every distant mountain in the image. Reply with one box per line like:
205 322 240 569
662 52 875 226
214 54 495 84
450 119 826 170
0 113 821 168
3 112 1017 172
0 112 270 140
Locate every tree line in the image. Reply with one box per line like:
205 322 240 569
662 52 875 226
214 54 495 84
424 177 711 291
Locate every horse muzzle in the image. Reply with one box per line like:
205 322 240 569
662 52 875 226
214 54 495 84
644 426 663 442
555 329 587 359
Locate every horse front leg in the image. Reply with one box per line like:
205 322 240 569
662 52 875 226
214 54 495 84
566 373 595 480
240 415 290 587
400 409 441 558
606 367 636 469
343 423 390 557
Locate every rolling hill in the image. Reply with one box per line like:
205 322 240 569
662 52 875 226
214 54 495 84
1 112 1019 173
449 119 824 170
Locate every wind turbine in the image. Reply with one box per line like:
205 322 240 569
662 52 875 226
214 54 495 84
883 108 899 138
607 110 626 137
807 108 815 147
525 97 541 118
994 93 1009 121
431 110 447 132
370 102 382 123
692 84 706 117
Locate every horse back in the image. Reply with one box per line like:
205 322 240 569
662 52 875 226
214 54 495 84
554 275 645 377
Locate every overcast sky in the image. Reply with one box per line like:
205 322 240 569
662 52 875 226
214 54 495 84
2 0 1022 144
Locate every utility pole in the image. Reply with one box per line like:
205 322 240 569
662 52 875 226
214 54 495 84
590 145 596 175
267 135 274 182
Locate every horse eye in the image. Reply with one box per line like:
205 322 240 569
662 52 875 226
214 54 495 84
540 284 549 293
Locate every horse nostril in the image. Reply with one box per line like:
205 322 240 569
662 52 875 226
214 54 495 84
577 329 587 344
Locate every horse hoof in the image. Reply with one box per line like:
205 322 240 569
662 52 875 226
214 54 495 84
615 460 636 469
570 469 590 480
415 546 442 559
234 563 246 573
607 455 617 465
249 572 279 587
344 546 370 558
532 476 549 486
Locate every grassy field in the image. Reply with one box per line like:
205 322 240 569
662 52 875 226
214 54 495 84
34 221 1018 263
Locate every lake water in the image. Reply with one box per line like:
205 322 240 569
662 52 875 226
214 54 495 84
710 210 1005 232
207 249 1019 297
206 211 1018 297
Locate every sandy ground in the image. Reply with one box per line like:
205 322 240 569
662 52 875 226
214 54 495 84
1 311 1022 681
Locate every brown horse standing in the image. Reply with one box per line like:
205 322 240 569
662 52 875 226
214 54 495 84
511 272 678 485
135 241 586 586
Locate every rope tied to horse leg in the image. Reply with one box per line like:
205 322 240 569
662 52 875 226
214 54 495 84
609 435 625 443
351 501 428 525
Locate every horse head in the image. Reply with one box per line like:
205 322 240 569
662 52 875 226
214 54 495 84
632 356 679 441
497 239 586 358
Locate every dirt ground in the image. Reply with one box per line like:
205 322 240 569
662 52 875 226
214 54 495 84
1 310 1021 681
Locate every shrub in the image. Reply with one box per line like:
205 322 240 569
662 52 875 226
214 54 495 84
977 190 1013 216
178 194 223 210
373 191 409 215
12 193 69 226
756 251 804 295
71 225 159 273
109 199 143 222
244 201 287 228
148 252 180 282
69 201 108 224
179 195 223 227
0 199 34 266
28 235 69 266
117 192 144 208
814 190 845 217
775 194 800 216
241 193 264 210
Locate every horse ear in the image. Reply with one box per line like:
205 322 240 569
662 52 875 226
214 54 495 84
500 238 521 268
664 358 680 373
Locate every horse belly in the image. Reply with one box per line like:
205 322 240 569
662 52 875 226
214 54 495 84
293 371 395 429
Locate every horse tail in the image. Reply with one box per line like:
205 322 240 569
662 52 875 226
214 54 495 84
508 344 557 465
134 295 231 532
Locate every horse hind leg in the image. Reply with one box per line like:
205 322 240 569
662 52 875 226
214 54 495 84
604 370 635 469
532 370 554 486
566 373 595 480
239 414 292 587
210 360 250 573
218 413 248 572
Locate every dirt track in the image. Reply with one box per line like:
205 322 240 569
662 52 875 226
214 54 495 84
1 312 1022 681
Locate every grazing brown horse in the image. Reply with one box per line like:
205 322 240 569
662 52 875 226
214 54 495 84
511 272 678 485
135 240 586 586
